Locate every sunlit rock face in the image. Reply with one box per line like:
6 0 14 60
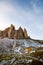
0 27 9 38
8 24 15 39
0 24 29 39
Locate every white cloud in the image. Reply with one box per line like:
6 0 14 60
0 1 17 29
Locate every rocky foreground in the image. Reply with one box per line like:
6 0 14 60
0 47 43 65
0 37 43 65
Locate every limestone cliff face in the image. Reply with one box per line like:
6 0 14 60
24 28 28 38
0 27 9 38
0 24 29 39
8 24 15 39
16 27 24 39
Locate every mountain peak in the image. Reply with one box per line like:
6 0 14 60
0 24 29 39
10 24 15 30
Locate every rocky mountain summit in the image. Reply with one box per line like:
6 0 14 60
0 24 29 39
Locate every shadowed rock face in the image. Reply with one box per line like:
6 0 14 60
30 60 43 65
0 24 29 39
24 28 28 39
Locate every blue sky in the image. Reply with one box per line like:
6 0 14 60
0 0 43 40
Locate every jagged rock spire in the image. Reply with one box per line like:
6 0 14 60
10 24 15 30
24 28 28 38
0 24 29 39
8 24 15 39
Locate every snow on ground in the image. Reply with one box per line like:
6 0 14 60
0 38 43 53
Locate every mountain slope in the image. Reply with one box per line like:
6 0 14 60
0 38 43 54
